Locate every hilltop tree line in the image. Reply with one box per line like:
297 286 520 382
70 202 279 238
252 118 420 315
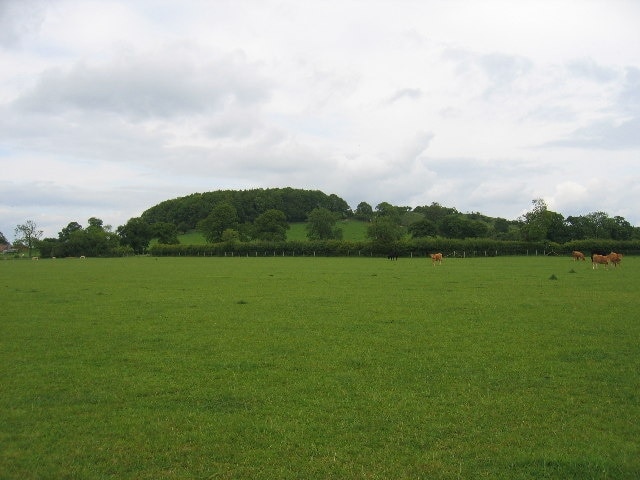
4 188 639 258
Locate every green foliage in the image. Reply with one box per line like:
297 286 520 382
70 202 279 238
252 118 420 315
305 207 343 240
152 222 179 245
141 187 351 228
252 209 289 241
519 198 550 241
408 218 437 238
116 217 153 254
45 219 121 257
130 190 640 246
288 220 367 242
438 214 488 239
353 201 373 221
197 202 239 243
366 216 404 249
221 228 240 244
153 234 640 258
14 220 43 257
413 202 458 223
2 257 640 478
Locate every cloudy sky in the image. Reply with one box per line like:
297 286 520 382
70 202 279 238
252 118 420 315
1 0 639 238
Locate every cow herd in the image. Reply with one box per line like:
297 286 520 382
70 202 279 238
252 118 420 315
387 250 625 269
572 250 623 269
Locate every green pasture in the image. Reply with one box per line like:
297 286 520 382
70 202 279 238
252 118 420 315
287 220 369 241
1 256 639 479
167 219 369 244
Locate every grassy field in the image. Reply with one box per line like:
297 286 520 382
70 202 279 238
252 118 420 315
1 256 639 479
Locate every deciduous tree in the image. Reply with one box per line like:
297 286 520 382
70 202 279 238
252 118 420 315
152 222 180 245
408 219 437 238
366 217 403 250
354 202 373 221
117 218 153 254
252 209 289 241
306 207 343 240
198 202 239 243
14 220 43 257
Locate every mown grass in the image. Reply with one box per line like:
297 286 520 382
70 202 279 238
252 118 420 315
1 256 639 479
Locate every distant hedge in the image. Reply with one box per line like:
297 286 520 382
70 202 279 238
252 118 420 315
149 239 640 257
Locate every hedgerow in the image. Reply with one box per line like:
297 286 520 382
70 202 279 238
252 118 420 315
149 238 640 257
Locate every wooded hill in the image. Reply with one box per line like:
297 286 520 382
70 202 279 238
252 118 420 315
30 187 640 258
141 187 351 231
139 187 638 244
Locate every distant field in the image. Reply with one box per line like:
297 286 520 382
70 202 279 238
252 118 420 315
288 219 369 242
1 256 639 479
176 230 207 244
173 220 369 244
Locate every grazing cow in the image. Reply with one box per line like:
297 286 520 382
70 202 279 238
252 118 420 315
430 253 443 266
591 254 609 269
387 251 398 260
572 251 586 261
608 252 623 267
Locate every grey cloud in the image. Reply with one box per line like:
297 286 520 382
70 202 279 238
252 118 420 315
388 88 423 103
0 0 46 47
619 67 640 115
0 106 169 164
523 104 577 123
0 180 115 209
12 50 271 120
479 53 532 88
397 131 434 165
420 156 537 179
442 48 532 97
566 58 617 83
544 117 640 150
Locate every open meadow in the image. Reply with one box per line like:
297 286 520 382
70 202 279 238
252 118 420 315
1 255 639 479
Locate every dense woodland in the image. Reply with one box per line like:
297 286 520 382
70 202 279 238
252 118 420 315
7 187 640 258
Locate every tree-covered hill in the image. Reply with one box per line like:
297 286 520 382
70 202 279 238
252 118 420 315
141 187 351 231
31 188 640 258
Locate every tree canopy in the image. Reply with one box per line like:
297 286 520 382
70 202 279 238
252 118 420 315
141 187 351 229
197 202 239 243
252 209 290 241
306 207 343 240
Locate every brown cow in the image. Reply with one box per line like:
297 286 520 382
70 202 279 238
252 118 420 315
572 251 586 261
608 252 623 267
430 253 443 266
591 254 609 269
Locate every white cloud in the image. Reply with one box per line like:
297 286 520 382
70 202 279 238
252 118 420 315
1 0 640 239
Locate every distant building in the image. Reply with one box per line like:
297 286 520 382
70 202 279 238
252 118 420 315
1 244 17 254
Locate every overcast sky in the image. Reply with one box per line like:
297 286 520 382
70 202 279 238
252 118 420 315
1 0 639 239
